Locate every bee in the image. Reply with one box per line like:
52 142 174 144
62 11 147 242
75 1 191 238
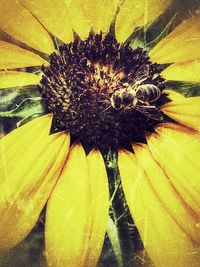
110 65 163 121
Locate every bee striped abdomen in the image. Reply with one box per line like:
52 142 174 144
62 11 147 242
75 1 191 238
136 84 161 103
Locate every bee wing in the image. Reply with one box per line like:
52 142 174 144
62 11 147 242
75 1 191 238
134 64 150 85
135 106 163 121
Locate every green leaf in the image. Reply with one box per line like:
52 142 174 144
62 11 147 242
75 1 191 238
0 85 47 134
164 80 200 97
145 13 178 51
0 97 46 119
0 86 41 112
126 0 200 50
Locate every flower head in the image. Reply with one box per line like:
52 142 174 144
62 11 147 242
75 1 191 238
0 0 200 266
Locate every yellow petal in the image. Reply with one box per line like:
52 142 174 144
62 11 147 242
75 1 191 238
118 150 200 267
133 143 200 242
116 0 172 42
45 145 109 267
64 0 93 39
0 115 70 252
161 96 200 131
164 89 185 101
85 149 109 266
78 0 118 34
21 0 118 40
0 0 54 54
0 41 48 69
150 123 200 215
0 71 40 89
161 60 200 82
20 0 87 42
20 0 72 43
150 16 200 64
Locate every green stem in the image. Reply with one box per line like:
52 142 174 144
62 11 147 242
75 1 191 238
104 147 136 267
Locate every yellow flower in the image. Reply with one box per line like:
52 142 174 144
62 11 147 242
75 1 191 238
0 0 200 267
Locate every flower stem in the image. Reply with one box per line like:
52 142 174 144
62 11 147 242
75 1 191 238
104 147 139 267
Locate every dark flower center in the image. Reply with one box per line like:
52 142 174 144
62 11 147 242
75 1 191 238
39 32 169 152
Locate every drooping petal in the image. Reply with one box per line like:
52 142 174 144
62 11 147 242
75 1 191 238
0 115 70 252
0 71 40 89
115 0 172 42
0 41 48 69
45 145 109 267
161 95 200 131
20 0 91 42
150 16 200 64
133 143 200 242
85 149 109 266
118 150 200 267
148 124 200 215
161 60 200 82
0 0 54 54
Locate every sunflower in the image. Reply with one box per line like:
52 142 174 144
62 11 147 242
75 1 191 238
0 0 200 266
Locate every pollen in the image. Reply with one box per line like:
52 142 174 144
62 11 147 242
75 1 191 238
39 33 169 151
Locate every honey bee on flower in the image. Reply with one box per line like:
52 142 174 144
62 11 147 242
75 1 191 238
0 0 200 267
